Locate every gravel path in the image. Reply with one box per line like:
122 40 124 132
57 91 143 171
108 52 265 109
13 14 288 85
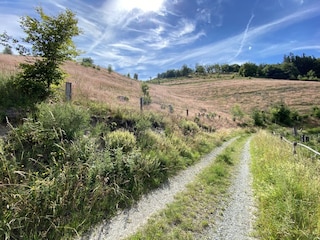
208 137 256 240
81 138 237 240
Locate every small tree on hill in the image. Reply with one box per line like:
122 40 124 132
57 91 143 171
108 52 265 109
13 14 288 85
2 46 12 54
141 82 151 105
0 7 81 103
81 57 94 67
108 64 113 73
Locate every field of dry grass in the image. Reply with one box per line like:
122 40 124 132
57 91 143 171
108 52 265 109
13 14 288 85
1 54 320 129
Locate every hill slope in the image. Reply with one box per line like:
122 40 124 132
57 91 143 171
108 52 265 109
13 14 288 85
1 54 320 128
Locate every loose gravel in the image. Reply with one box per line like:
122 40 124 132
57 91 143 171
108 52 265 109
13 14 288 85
207 138 256 240
80 138 237 240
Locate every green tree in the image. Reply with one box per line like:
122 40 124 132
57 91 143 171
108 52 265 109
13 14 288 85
239 62 258 77
0 7 81 102
195 63 206 75
251 108 265 126
81 57 94 67
181 64 193 76
306 69 317 80
231 104 244 121
2 46 12 54
108 64 113 73
270 102 298 126
141 82 151 105
134 73 138 80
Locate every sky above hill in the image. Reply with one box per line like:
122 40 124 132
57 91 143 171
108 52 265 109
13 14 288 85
0 0 320 79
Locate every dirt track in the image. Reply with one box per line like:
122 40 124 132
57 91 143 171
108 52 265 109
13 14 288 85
207 138 256 239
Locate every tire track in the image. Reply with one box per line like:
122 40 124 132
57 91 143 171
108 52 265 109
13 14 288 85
208 137 256 240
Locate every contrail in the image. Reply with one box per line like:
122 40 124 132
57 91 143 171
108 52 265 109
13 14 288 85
232 13 255 59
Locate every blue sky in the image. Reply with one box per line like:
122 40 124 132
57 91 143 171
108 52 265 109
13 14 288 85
1 0 320 79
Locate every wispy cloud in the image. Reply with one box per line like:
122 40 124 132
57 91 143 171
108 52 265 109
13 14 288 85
1 0 319 79
232 13 255 60
144 3 320 68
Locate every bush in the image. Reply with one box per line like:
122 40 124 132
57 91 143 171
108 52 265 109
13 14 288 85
270 102 299 126
251 108 265 126
0 75 36 121
180 120 200 136
107 129 136 152
312 106 320 118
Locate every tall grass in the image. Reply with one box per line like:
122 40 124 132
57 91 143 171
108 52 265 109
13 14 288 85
251 130 320 239
0 101 241 239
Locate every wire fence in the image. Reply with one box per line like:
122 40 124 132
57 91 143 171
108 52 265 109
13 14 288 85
279 134 320 157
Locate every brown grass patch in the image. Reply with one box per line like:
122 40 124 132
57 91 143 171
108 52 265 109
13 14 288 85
1 54 320 129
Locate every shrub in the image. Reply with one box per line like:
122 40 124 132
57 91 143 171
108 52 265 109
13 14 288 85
251 108 265 126
138 129 164 150
312 106 320 118
107 129 136 152
0 75 36 120
270 102 297 126
180 120 200 136
108 64 113 73
231 104 244 120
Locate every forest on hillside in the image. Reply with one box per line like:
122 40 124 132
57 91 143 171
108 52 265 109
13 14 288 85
155 53 320 81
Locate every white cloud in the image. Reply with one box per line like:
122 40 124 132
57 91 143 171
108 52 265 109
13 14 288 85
175 19 196 37
232 13 255 60
108 43 145 53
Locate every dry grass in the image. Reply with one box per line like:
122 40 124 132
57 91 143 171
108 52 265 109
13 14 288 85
1 54 320 129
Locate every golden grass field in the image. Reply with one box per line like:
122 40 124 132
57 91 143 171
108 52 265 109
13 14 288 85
1 54 320 128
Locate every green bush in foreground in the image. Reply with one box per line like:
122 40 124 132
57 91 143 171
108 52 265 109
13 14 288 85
251 131 320 239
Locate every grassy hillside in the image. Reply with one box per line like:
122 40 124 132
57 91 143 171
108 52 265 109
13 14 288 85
2 54 320 129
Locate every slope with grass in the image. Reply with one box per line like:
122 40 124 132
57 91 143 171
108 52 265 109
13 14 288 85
251 131 320 239
2 54 320 129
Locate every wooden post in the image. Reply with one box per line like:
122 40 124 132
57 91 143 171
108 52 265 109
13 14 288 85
65 82 72 101
293 142 297 154
186 109 189 117
140 97 143 111
293 127 297 136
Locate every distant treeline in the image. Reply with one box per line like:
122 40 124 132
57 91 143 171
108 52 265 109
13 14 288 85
155 53 320 81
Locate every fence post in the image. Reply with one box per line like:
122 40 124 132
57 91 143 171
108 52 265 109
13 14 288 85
65 82 72 101
293 142 297 154
140 97 143 112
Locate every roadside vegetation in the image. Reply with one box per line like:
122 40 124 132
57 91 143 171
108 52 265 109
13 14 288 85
0 99 241 239
251 131 320 239
127 135 249 240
